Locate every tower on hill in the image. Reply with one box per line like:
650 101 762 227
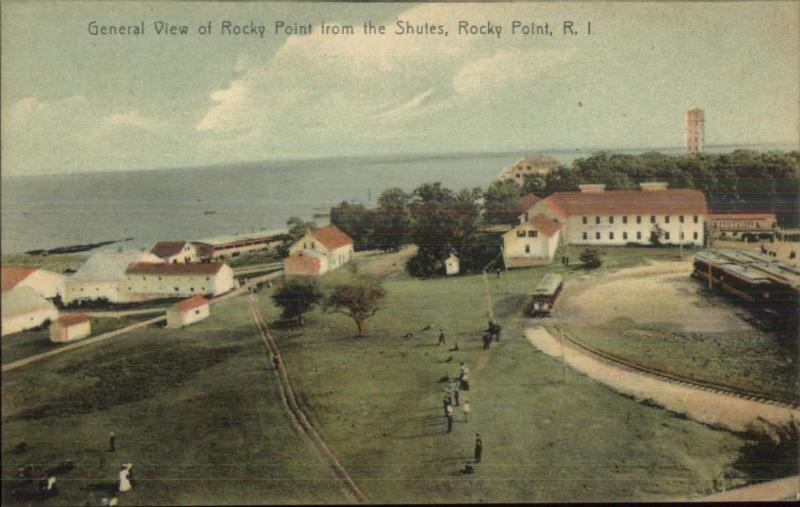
685 107 705 155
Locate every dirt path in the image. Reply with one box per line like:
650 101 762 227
2 315 166 372
248 295 368 504
525 326 800 432
691 475 799 502
356 245 417 278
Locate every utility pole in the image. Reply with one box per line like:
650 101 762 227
679 221 684 260
557 302 566 383
482 270 495 322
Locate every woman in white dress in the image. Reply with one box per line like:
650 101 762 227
118 466 131 492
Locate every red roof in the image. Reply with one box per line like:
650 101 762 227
709 213 777 221
125 262 226 275
530 214 564 237
1 266 38 291
544 188 707 216
174 295 209 312
516 194 542 214
151 241 189 258
311 225 353 250
56 313 91 326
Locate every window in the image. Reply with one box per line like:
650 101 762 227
206 276 210 281
582 232 588 240
595 232 601 240
664 232 671 240
609 216 614 224
582 216 587 224
517 230 525 238
311 242 315 249
195 310 200 315
636 231 642 240
528 230 538 238
525 212 529 221
609 232 615 240
190 287 195 292
680 232 685 240
595 216 600 224
636 215 642 224
524 245 530 253
174 287 179 291
693 215 699 223
650 216 656 224
623 232 628 240
303 242 307 249
693 232 698 240
623 216 628 224
665 216 670 224
679 215 685 223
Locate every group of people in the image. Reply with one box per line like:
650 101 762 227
442 362 472 433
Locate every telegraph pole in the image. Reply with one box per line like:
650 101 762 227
482 270 495 322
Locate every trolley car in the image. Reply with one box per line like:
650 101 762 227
530 274 563 317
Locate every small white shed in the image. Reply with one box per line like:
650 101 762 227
444 254 460 276
167 295 210 328
50 314 92 343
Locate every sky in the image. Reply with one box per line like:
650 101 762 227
2 1 798 177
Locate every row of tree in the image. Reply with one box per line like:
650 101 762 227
485 150 800 225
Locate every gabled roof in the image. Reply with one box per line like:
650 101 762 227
516 194 542 214
151 241 190 258
544 188 707 216
56 313 91 326
311 225 353 250
2 287 56 317
125 262 226 276
70 251 162 282
530 214 564 237
174 295 209 312
1 266 38 291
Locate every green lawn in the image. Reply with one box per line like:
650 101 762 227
2 247 772 504
561 318 799 402
2 253 88 274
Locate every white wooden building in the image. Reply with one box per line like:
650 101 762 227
166 295 210 328
1 266 65 299
151 241 200 263
62 250 162 305
121 262 234 302
444 254 460 275
496 155 560 185
287 225 354 276
50 313 92 342
2 287 59 336
504 182 708 267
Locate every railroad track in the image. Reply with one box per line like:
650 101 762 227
247 296 368 504
547 324 799 411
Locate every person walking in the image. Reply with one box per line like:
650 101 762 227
443 396 451 417
446 404 454 433
482 332 491 350
463 400 471 423
118 465 132 492
496 267 501 279
461 372 470 391
438 329 446 347
474 433 483 463
108 432 116 452
494 322 502 342
453 388 460 407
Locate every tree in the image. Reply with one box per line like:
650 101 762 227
579 248 603 269
323 277 386 337
483 179 522 224
330 201 374 250
373 188 412 251
277 217 317 258
271 281 322 326
649 224 664 246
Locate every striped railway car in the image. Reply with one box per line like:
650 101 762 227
530 273 564 317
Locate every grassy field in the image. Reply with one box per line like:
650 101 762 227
2 246 773 504
562 317 799 402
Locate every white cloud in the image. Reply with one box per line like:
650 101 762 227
104 110 164 131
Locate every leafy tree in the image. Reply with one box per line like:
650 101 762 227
373 188 412 251
276 217 316 258
579 248 603 269
330 201 374 250
484 179 523 224
271 281 322 326
649 224 664 246
324 277 386 337
521 173 547 196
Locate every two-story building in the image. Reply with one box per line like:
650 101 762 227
286 225 354 276
503 182 708 267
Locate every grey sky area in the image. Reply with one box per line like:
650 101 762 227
2 1 798 176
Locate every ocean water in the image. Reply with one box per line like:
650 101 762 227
1 145 793 254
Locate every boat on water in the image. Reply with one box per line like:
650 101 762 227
312 207 330 218
204 210 217 215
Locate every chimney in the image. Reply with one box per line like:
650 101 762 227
578 184 606 193
639 182 668 192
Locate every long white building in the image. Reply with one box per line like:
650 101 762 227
121 262 234 302
62 250 162 304
504 182 708 267
1 266 64 299
2 286 59 336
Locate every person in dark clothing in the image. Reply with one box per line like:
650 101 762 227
474 434 483 463
496 268 501 279
108 432 116 452
443 397 451 417
273 356 280 369
453 389 460 407
482 333 491 350
438 330 446 346
447 413 454 433
493 323 502 342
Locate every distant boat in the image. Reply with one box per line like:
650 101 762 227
204 210 217 215
312 207 330 218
